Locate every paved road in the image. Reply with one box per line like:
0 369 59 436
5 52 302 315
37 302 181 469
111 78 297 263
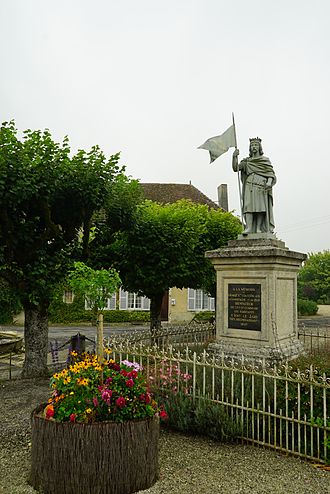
1 323 149 347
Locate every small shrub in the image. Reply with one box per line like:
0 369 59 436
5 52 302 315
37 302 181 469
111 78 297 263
298 298 318 316
156 392 241 442
192 311 215 323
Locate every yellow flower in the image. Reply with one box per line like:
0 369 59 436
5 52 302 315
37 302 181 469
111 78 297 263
104 348 112 355
63 376 71 384
71 350 78 357
70 391 74 395
86 408 92 414
77 377 89 386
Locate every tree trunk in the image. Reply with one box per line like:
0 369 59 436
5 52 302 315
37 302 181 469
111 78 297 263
21 301 49 378
150 293 163 332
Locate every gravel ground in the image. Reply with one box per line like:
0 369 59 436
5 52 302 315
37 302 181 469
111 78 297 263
0 379 329 494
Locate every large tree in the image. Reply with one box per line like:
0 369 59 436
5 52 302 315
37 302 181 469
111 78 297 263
0 121 123 377
97 199 242 330
298 250 330 304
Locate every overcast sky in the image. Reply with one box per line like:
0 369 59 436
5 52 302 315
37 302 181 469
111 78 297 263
1 0 329 254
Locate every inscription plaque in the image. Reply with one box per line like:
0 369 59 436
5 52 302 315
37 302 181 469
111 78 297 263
228 283 261 331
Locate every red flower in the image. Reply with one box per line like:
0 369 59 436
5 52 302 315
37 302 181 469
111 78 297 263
125 379 134 388
45 404 54 419
120 369 128 377
116 397 126 408
69 413 76 422
159 410 168 420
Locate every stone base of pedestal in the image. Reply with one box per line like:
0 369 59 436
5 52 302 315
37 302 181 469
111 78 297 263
208 337 305 366
205 236 307 365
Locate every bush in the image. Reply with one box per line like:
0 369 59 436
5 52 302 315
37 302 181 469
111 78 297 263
48 287 150 324
156 392 241 442
192 311 215 323
298 298 319 316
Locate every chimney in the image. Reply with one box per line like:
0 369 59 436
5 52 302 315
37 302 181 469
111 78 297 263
217 184 228 211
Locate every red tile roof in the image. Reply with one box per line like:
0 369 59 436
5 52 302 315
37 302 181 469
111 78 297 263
140 183 218 209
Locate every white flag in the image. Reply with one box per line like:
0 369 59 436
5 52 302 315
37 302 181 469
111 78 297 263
198 124 236 163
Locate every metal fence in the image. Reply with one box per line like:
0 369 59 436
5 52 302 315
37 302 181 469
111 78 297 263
109 322 216 348
298 327 330 352
107 340 330 464
1 322 329 463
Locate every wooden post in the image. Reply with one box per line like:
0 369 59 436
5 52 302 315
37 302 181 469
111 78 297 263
97 313 104 361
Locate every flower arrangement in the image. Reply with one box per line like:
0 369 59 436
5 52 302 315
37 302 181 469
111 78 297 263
148 358 192 395
44 351 167 423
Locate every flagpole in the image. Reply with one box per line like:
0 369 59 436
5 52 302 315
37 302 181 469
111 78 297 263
232 113 244 225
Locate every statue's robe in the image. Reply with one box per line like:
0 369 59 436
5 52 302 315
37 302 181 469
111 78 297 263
239 156 276 231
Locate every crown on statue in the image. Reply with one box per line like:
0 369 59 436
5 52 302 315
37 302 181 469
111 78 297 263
249 137 262 143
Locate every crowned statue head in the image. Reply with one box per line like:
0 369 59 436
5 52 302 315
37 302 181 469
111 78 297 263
249 137 263 157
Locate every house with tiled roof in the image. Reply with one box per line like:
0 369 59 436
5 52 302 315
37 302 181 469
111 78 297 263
140 183 219 209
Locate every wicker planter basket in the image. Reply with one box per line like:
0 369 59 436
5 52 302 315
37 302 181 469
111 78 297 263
29 405 159 494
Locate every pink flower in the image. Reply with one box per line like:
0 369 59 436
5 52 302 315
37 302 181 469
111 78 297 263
69 413 76 422
116 396 126 408
93 397 99 407
105 377 113 385
125 379 134 388
101 389 112 405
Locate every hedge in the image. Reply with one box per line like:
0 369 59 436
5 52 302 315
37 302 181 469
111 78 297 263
48 292 150 324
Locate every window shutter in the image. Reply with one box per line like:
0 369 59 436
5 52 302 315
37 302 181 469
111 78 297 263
188 288 195 310
119 289 128 310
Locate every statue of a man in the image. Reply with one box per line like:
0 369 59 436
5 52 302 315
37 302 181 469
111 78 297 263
232 138 276 234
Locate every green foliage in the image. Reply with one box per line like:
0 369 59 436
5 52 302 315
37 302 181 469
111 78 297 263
48 291 92 324
96 199 241 327
0 120 126 376
192 311 215 323
68 262 121 315
0 278 21 323
46 354 160 423
48 287 150 324
298 251 330 304
156 392 241 442
112 199 241 298
0 121 124 306
275 353 330 432
297 298 319 316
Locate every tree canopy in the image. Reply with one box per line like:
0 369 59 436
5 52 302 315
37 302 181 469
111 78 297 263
0 121 124 376
95 199 242 329
298 250 330 304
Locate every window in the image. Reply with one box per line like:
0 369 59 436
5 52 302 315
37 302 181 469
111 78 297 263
63 290 74 304
119 289 150 310
188 288 215 311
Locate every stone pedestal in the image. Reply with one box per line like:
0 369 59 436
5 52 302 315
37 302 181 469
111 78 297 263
205 236 306 363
